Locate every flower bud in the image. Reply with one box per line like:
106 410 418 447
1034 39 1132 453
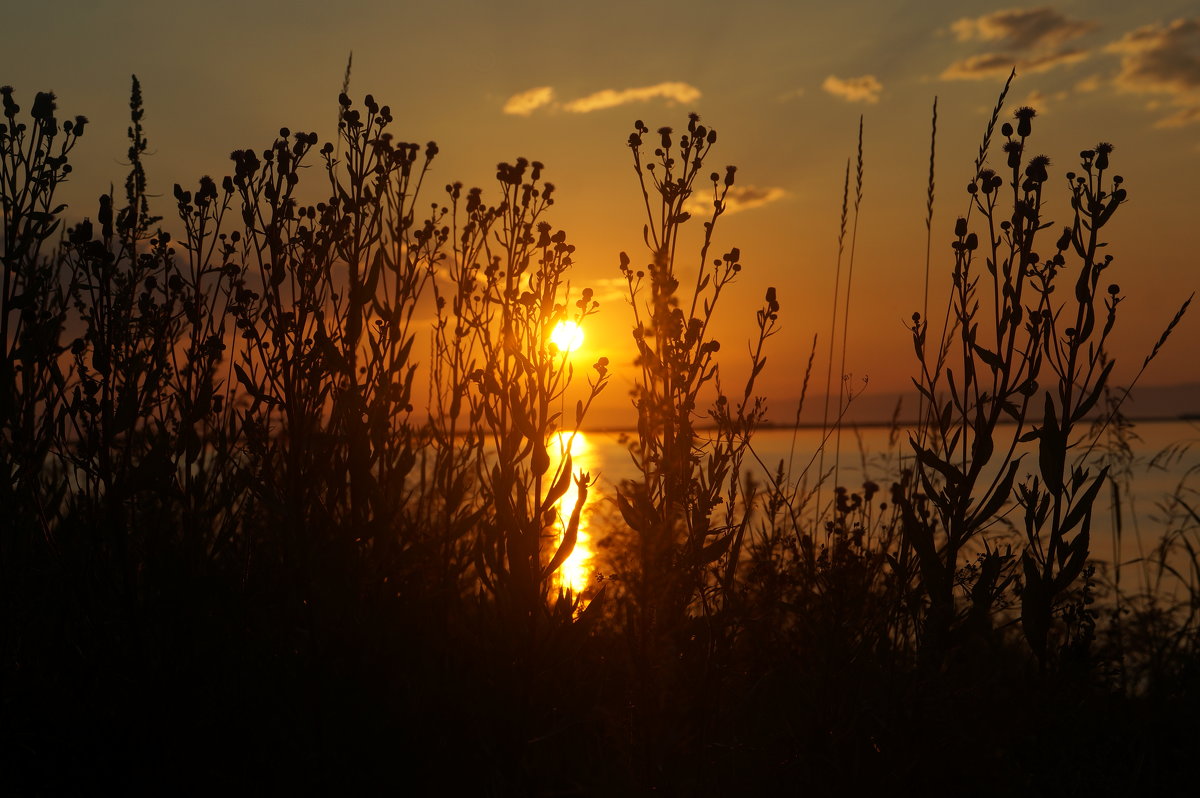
1015 106 1036 137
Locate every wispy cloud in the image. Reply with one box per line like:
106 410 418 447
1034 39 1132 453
503 82 701 116
562 82 701 113
950 7 1096 50
683 185 788 217
1100 18 1200 128
941 48 1089 81
822 75 883 104
503 86 556 116
1158 104 1200 128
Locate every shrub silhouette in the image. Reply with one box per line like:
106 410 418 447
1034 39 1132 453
0 75 1196 794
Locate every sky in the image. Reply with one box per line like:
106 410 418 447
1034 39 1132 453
7 0 1199 424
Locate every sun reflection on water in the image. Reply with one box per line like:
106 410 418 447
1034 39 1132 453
547 430 596 595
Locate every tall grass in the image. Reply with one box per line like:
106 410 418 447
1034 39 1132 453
1 76 1197 793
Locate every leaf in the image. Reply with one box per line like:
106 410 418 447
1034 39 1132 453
911 377 932 402
1059 466 1109 537
969 457 1022 529
509 387 537 440
234 363 278 406
361 248 384 300
313 324 347 375
972 342 1004 371
616 490 644 533
917 465 950 515
971 405 994 469
1054 522 1091 593
543 476 588 580
525 437 548 475
540 454 573 513
911 437 964 486
938 399 953 435
1038 393 1064 496
1070 360 1115 424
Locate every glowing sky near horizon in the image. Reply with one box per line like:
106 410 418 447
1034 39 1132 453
7 0 1199 424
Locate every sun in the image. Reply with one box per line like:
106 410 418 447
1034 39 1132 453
550 320 584 353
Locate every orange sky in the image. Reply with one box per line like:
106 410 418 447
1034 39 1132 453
7 1 1199 425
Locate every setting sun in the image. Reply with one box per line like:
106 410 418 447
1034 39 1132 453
550 320 584 353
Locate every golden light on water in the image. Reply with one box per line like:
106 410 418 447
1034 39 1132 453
550 320 585 353
548 430 595 595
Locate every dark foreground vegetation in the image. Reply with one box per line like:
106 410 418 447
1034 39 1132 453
2 75 1198 795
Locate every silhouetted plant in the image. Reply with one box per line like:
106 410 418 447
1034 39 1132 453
2 72 1197 795
906 73 1189 669
434 156 608 621
1 86 84 541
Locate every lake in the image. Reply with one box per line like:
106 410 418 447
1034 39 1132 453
550 419 1200 598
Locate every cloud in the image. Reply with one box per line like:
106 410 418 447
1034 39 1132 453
942 8 1095 83
683 185 788 217
940 48 1089 80
950 7 1097 50
561 82 701 113
1106 19 1200 94
1105 18 1200 127
1157 104 1200 128
504 82 702 116
822 75 883 104
503 86 556 116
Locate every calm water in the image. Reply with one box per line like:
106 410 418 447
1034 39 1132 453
551 420 1200 596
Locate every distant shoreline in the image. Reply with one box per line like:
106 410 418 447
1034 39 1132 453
578 415 1200 435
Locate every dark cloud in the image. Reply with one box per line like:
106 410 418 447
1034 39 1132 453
951 7 1097 51
941 48 1089 81
942 8 1096 83
1105 18 1200 127
1107 18 1200 94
